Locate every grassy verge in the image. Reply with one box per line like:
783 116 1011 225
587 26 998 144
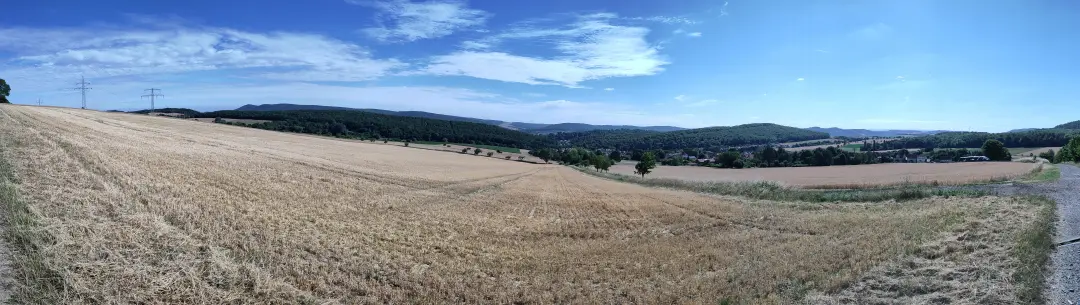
574 167 987 203
1013 195 1057 305
1020 162 1061 184
0 139 65 303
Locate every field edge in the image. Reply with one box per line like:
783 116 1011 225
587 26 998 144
1014 195 1057 305
0 127 66 304
571 166 988 203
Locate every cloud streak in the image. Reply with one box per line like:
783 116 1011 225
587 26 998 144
413 13 669 87
354 0 490 42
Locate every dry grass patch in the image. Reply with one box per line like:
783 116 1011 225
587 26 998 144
0 105 1054 304
610 162 1038 189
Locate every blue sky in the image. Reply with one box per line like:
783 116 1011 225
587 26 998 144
1 0 1077 132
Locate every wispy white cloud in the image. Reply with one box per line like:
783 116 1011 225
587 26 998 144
815 49 829 53
627 16 697 25
685 99 719 107
674 94 686 101
413 13 668 87
0 25 404 83
720 2 730 16
796 77 805 81
604 88 614 91
857 118 947 125
353 0 490 42
687 32 702 37
851 23 892 40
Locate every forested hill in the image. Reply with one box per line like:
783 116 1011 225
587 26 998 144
871 129 1080 150
232 103 683 133
549 123 829 150
527 123 684 134
235 103 503 126
1055 120 1080 129
130 108 202 117
194 110 553 149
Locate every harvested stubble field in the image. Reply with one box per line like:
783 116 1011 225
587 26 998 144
611 162 1038 188
0 105 1053 304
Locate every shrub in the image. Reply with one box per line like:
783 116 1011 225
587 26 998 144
486 152 494 157
505 156 511 160
473 148 482 155
461 148 469 153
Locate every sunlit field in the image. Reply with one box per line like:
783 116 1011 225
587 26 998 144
0 105 1050 304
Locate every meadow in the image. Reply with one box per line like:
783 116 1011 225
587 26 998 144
0 105 1053 304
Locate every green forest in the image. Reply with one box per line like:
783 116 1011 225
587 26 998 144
864 129 1080 151
192 110 554 149
548 123 829 151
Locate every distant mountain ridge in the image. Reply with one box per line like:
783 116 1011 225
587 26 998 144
234 104 685 133
804 127 953 138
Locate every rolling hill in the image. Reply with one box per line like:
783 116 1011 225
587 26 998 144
192 109 554 149
233 104 684 133
550 123 829 150
805 127 952 138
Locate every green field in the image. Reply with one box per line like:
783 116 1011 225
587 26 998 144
415 141 522 153
841 143 863 152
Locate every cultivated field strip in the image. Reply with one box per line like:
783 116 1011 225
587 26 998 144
611 161 1038 188
0 106 1049 304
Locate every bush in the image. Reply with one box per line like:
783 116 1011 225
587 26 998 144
473 148 482 155
1039 149 1056 162
486 152 494 157
981 139 1010 161
461 148 469 153
496 150 502 154
505 156 511 160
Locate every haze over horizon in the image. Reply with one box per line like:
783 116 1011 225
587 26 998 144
2 0 1077 133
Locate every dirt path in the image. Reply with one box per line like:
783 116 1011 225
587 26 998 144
976 164 1080 304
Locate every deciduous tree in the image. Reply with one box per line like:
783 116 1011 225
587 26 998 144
981 139 1010 161
635 152 657 178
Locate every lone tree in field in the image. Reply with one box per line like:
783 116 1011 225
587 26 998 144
536 148 553 163
635 152 657 178
473 148 482 155
0 78 10 103
981 139 1010 161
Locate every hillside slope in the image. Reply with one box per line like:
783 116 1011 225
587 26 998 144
234 104 684 133
196 109 552 149
551 123 829 150
805 127 951 137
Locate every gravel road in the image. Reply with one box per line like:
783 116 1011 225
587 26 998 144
975 164 1080 304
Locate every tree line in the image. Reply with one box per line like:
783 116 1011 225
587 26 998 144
865 129 1080 151
193 110 554 149
548 123 830 151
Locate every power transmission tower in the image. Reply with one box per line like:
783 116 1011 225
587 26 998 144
37 98 42 106
73 75 92 109
141 88 164 113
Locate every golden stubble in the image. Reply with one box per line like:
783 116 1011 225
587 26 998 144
0 105 1042 304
